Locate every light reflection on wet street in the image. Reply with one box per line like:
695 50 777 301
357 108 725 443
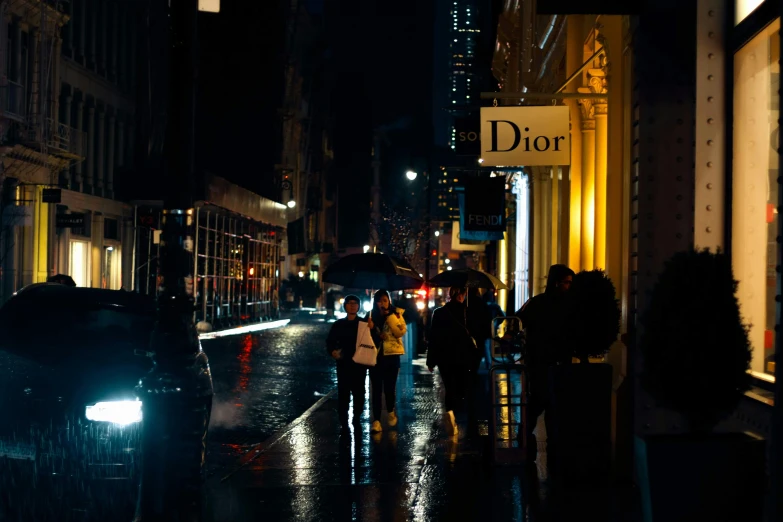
202 320 336 474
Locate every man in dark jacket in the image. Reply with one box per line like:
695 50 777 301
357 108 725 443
428 286 477 437
515 264 574 464
326 294 368 431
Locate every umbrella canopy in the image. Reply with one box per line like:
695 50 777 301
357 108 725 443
323 253 424 291
428 268 509 290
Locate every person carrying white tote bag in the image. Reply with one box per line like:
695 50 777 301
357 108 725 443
353 321 378 367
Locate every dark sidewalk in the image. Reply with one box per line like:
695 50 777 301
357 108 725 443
203 355 642 522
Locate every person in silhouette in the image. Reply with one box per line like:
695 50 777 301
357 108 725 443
326 294 368 432
428 286 477 437
367 289 407 433
515 264 574 465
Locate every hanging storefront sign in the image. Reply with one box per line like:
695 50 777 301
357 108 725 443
454 118 481 156
458 178 506 241
480 106 570 166
56 213 86 228
451 221 487 251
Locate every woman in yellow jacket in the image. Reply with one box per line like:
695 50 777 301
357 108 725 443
367 289 407 433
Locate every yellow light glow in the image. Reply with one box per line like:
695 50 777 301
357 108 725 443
581 125 596 271
735 0 763 25
498 232 508 312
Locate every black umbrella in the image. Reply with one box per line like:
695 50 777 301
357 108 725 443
323 253 424 291
428 268 509 290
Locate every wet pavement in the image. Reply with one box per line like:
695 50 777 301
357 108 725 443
201 316 643 522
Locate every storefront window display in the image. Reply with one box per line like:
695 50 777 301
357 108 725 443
732 18 780 379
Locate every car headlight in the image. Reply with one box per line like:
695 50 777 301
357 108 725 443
85 400 143 426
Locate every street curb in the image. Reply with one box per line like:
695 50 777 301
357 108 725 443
217 388 337 483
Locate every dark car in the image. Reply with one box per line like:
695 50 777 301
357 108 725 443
0 284 213 521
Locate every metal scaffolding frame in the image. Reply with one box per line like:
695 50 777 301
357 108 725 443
135 204 282 328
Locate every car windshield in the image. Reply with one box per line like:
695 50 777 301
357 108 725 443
0 286 156 364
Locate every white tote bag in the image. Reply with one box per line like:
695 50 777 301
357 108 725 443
352 321 378 367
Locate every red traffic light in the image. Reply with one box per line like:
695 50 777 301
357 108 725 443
431 249 437 256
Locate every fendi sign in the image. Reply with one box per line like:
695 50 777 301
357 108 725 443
480 106 570 166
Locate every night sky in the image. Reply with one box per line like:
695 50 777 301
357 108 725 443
195 0 435 247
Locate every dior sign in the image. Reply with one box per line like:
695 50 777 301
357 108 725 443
480 106 570 166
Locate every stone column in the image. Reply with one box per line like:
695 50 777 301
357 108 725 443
96 106 105 196
111 4 118 82
74 98 84 191
79 0 87 63
86 104 95 193
117 119 125 167
107 114 115 198
594 101 608 270
66 0 74 56
127 121 135 168
62 95 73 188
12 18 21 83
89 0 97 68
580 115 596 271
118 4 126 88
100 2 107 74
28 29 38 118
130 25 137 88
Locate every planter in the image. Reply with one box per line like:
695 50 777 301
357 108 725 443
547 362 612 483
635 432 765 522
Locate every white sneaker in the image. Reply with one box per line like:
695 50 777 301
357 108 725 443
388 411 398 427
371 420 383 433
445 410 458 437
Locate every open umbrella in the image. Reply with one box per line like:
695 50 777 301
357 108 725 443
428 268 508 290
323 253 424 291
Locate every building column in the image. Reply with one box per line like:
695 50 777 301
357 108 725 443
107 114 115 198
62 94 73 188
86 104 95 193
33 186 50 283
127 121 135 167
12 18 21 84
79 0 87 63
532 172 543 294
96 106 105 196
91 212 104 288
565 16 584 273
551 166 560 264
100 1 107 74
594 101 609 270
111 4 119 81
89 0 97 68
117 119 125 167
28 29 39 118
580 116 596 271
74 98 84 191
66 0 74 56
52 39 63 132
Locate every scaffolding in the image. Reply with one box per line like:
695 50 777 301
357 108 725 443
136 204 282 329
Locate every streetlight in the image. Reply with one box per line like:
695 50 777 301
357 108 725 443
434 230 440 237
406 170 418 181
287 199 296 208
363 244 370 253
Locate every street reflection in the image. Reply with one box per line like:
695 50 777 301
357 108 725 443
235 334 255 393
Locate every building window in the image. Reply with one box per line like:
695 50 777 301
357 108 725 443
70 240 90 288
732 18 780 379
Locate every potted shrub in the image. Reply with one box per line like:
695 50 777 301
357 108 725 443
636 249 764 522
548 269 620 483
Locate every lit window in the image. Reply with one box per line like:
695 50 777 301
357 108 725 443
732 18 781 380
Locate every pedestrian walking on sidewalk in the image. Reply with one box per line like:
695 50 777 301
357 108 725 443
367 289 407 433
514 264 574 464
427 286 478 437
326 294 368 431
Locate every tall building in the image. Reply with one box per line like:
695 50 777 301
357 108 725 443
432 0 496 223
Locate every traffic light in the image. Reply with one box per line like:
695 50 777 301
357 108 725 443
431 249 437 257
